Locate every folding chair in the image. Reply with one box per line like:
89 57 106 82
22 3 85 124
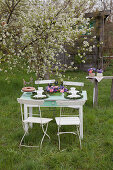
55 100 81 150
17 99 53 148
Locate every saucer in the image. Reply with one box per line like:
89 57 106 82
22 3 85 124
33 94 46 98
36 90 44 93
67 94 80 98
68 90 79 93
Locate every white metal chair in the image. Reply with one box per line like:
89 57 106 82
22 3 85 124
35 79 55 86
55 100 81 150
17 99 53 148
63 81 84 87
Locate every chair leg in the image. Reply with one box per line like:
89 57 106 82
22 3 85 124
79 137 81 149
20 131 28 147
77 126 82 149
58 126 61 150
57 125 81 150
41 123 50 139
20 130 40 148
20 123 50 148
23 123 29 134
40 123 50 149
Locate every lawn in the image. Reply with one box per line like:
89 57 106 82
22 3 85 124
0 65 113 170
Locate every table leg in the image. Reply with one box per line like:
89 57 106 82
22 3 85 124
79 106 83 139
111 79 113 100
29 107 33 128
24 104 28 133
93 80 98 107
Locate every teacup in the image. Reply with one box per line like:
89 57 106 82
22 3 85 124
38 87 43 90
36 90 43 95
71 91 77 95
70 87 76 91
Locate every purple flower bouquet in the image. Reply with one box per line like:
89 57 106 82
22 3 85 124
46 85 68 94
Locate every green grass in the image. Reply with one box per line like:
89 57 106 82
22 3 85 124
0 65 113 170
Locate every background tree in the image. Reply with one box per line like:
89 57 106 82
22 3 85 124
0 0 29 72
0 0 95 79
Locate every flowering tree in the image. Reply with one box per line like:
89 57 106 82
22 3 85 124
0 0 30 73
0 0 95 79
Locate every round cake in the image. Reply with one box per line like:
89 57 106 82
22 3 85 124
22 87 35 92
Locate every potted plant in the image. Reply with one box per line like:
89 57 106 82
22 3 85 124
88 68 96 77
97 69 103 77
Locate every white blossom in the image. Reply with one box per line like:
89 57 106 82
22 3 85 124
0 0 94 78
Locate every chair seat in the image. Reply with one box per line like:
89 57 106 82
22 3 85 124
55 117 80 126
23 117 53 124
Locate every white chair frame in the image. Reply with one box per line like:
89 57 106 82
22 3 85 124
18 99 52 148
55 100 81 150
35 79 55 86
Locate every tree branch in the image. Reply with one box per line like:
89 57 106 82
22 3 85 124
22 0 71 51
6 0 21 24
5 0 11 11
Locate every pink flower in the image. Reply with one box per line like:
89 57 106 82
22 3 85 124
55 86 58 88
50 89 54 92
46 87 50 91
89 70 93 73
60 89 64 93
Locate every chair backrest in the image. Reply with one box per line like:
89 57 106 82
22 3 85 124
63 81 84 87
35 79 55 85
